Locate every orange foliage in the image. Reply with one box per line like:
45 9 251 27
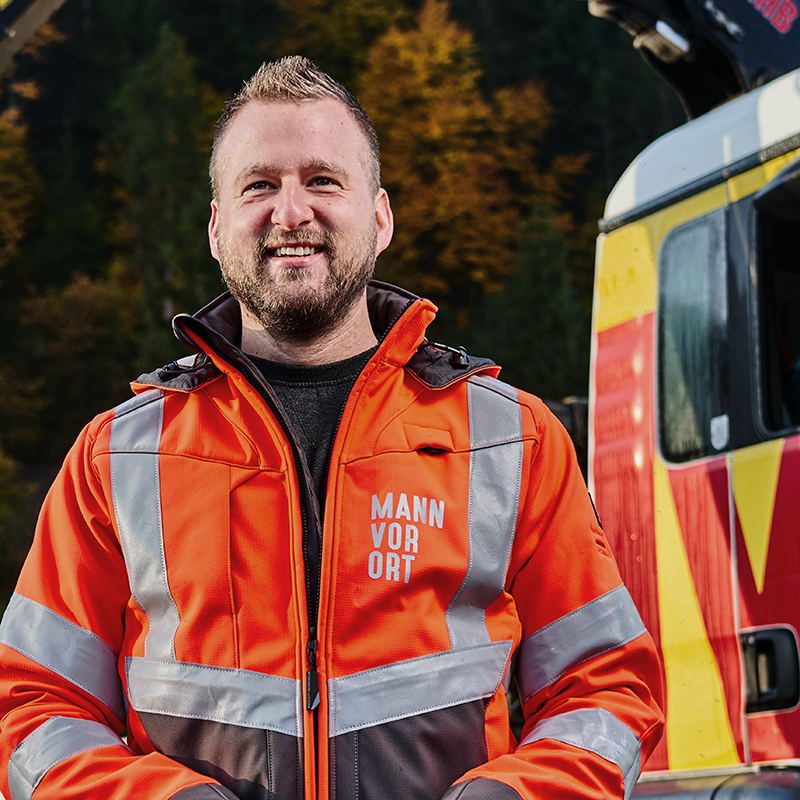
357 0 586 304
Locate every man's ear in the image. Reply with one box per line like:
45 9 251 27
208 200 220 262
375 189 394 256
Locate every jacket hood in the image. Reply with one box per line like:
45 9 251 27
132 281 499 393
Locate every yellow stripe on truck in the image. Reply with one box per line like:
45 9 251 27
653 457 740 770
732 439 784 595
727 149 800 203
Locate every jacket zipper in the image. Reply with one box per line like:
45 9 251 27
238 357 324 793
306 634 320 710
230 345 375 796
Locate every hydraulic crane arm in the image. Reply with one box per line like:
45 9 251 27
589 0 800 117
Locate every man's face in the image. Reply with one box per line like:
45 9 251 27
209 98 393 342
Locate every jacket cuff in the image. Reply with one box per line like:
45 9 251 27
172 784 240 800
443 778 523 800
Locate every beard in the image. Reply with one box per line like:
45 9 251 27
218 224 377 343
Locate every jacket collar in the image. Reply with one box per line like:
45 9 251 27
133 281 497 393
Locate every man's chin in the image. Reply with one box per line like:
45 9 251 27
243 288 339 339
258 308 341 343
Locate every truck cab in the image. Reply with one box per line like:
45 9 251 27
588 1 800 792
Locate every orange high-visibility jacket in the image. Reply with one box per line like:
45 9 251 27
0 283 663 800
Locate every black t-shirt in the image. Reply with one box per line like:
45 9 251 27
248 347 377 515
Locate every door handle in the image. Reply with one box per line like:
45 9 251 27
741 627 800 713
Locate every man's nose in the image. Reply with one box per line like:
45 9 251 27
271 183 314 230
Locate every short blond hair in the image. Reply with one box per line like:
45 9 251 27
210 56 381 197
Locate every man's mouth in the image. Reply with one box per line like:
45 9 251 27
270 245 324 257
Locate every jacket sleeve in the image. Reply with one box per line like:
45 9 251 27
0 420 239 800
445 400 664 800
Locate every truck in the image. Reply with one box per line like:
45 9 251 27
587 0 800 794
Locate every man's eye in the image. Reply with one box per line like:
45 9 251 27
245 181 270 191
312 177 336 187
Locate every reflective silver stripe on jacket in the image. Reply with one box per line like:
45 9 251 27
110 390 180 661
446 375 523 648
8 716 130 800
126 657 304 738
520 707 642 800
517 585 646 703
328 640 513 736
0 593 126 722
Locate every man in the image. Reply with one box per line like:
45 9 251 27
0 56 663 800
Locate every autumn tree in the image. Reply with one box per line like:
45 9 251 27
357 0 586 365
449 0 685 311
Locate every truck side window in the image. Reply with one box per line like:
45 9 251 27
658 209 729 462
753 157 800 432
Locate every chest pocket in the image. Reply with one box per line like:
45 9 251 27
403 422 456 453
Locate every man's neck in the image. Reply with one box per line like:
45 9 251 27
240 297 377 366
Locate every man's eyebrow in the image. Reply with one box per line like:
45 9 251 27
235 162 281 186
235 159 351 186
303 158 351 180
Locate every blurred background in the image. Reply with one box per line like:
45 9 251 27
0 0 686 605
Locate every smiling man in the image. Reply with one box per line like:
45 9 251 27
0 57 663 800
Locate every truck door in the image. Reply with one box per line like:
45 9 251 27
651 200 745 770
591 186 747 774
728 153 800 764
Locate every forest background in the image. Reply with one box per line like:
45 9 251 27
0 0 685 606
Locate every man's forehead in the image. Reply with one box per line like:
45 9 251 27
225 97 359 145
215 97 376 190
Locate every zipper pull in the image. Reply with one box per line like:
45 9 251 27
306 636 320 711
